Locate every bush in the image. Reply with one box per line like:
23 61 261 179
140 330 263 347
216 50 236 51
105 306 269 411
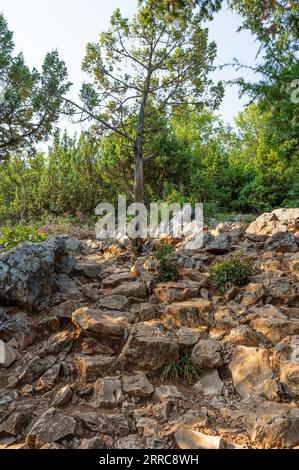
0 225 47 251
155 241 179 282
209 255 252 292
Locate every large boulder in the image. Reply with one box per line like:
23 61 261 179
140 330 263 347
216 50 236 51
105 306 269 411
0 237 71 310
250 317 299 345
191 339 223 369
28 408 77 445
72 307 130 338
154 280 199 303
229 346 273 398
119 322 179 371
265 231 299 253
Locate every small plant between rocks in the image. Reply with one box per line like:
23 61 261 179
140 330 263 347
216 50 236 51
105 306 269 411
161 354 199 384
154 241 180 282
0 225 47 251
209 254 253 292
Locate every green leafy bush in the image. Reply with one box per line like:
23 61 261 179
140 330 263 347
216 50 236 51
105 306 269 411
209 255 252 292
161 354 199 384
0 225 47 251
155 241 179 282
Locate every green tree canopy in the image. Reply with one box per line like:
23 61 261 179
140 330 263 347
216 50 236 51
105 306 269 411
0 14 70 160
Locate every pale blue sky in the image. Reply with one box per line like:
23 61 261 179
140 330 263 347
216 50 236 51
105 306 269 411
1 0 260 131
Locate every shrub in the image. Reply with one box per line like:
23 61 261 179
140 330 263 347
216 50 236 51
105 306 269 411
0 225 47 251
209 255 252 292
154 241 179 282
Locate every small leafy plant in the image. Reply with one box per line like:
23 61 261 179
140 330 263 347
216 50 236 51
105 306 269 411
209 255 252 292
155 241 179 282
161 355 199 384
0 225 47 251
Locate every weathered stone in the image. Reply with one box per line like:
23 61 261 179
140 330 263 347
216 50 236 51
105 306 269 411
265 231 298 253
72 307 129 337
214 307 239 330
246 403 299 448
206 234 231 254
122 373 154 398
224 325 259 346
164 298 212 328
241 283 265 306
74 258 102 278
229 346 273 398
153 385 184 402
102 272 134 288
9 353 57 386
120 322 179 371
51 384 73 407
97 295 130 311
260 272 299 301
0 342 19 368
0 411 31 437
250 317 299 345
76 436 111 449
177 327 208 347
110 281 147 298
28 408 77 445
175 429 224 449
0 309 35 348
0 237 70 309
116 434 145 449
263 379 285 401
193 370 223 396
279 361 299 398
92 376 124 408
191 339 223 369
35 363 61 392
246 212 279 236
154 281 199 303
76 355 116 383
99 413 131 437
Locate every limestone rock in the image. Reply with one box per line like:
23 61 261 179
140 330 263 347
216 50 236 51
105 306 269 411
265 231 298 253
72 307 129 337
229 346 273 398
224 325 259 347
76 355 116 383
120 322 179 371
164 298 212 328
250 317 299 345
51 384 73 407
191 339 223 369
177 327 208 347
0 237 70 309
92 376 124 408
28 408 77 445
193 370 223 396
122 373 154 398
241 283 265 306
154 280 199 303
175 428 224 449
153 385 184 401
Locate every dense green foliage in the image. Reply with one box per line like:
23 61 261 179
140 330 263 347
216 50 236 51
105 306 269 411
155 241 180 282
0 225 47 251
209 255 252 292
0 15 70 160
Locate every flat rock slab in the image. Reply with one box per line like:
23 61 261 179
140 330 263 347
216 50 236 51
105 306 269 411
76 355 116 383
72 307 129 337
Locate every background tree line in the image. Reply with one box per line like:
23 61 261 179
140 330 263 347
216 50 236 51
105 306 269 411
0 0 298 225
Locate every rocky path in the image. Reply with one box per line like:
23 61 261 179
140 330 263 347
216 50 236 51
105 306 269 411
0 208 298 449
